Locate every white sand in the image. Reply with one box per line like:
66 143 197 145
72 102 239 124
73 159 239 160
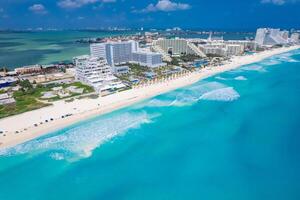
0 46 299 149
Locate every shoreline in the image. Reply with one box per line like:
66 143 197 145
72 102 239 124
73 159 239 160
0 45 299 150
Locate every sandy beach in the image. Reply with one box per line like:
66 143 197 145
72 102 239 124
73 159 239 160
0 45 299 149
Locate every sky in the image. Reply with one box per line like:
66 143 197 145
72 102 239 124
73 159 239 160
0 0 299 30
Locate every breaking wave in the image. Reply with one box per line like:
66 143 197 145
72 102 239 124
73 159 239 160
0 112 156 161
260 59 281 66
234 76 247 81
241 65 267 72
138 82 240 108
199 87 240 102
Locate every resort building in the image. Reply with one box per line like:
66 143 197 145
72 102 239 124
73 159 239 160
113 65 130 75
255 28 289 46
90 40 139 66
14 65 42 75
90 40 165 68
73 55 115 91
226 44 244 56
280 30 289 40
152 38 206 61
198 43 227 57
198 43 244 57
290 33 300 43
131 51 166 68
225 40 257 51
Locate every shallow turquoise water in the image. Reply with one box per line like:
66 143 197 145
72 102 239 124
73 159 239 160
0 31 254 70
0 30 135 69
0 50 300 200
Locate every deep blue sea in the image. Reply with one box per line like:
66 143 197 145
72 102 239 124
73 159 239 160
0 49 300 200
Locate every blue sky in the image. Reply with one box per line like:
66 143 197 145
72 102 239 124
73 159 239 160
0 0 299 30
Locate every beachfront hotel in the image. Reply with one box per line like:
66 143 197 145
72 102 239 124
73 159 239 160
255 28 289 46
290 33 300 43
131 51 166 68
91 40 139 66
198 43 244 57
73 55 115 91
152 38 206 59
90 40 165 68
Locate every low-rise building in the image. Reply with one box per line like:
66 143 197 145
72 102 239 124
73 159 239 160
113 65 130 75
0 77 18 88
15 65 42 75
0 93 16 105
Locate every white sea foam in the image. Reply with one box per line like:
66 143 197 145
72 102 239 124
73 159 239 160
199 87 240 102
0 111 156 161
260 59 281 66
50 152 65 160
241 65 266 72
234 76 247 81
171 82 240 104
271 52 299 63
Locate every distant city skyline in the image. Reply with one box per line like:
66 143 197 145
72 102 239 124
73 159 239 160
0 0 300 29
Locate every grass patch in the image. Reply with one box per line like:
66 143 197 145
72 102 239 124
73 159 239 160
0 93 50 119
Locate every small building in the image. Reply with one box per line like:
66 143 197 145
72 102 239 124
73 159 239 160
15 65 42 75
66 86 84 94
0 77 18 88
143 71 157 79
0 93 16 105
113 65 130 75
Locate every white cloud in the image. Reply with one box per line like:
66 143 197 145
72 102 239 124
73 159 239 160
260 0 300 5
57 0 116 9
135 0 191 13
29 4 48 14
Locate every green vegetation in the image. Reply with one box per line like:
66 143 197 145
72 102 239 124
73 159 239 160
167 57 180 66
0 81 50 119
32 81 94 101
0 80 95 119
180 54 202 62
128 63 150 77
116 63 151 83
153 65 175 78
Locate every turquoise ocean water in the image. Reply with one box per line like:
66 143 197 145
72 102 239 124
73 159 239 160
0 49 300 200
0 30 135 69
0 31 253 70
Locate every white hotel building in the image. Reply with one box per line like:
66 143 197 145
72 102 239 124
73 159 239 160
90 41 165 68
132 51 166 68
255 28 289 46
198 43 244 57
91 40 138 66
73 55 116 91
